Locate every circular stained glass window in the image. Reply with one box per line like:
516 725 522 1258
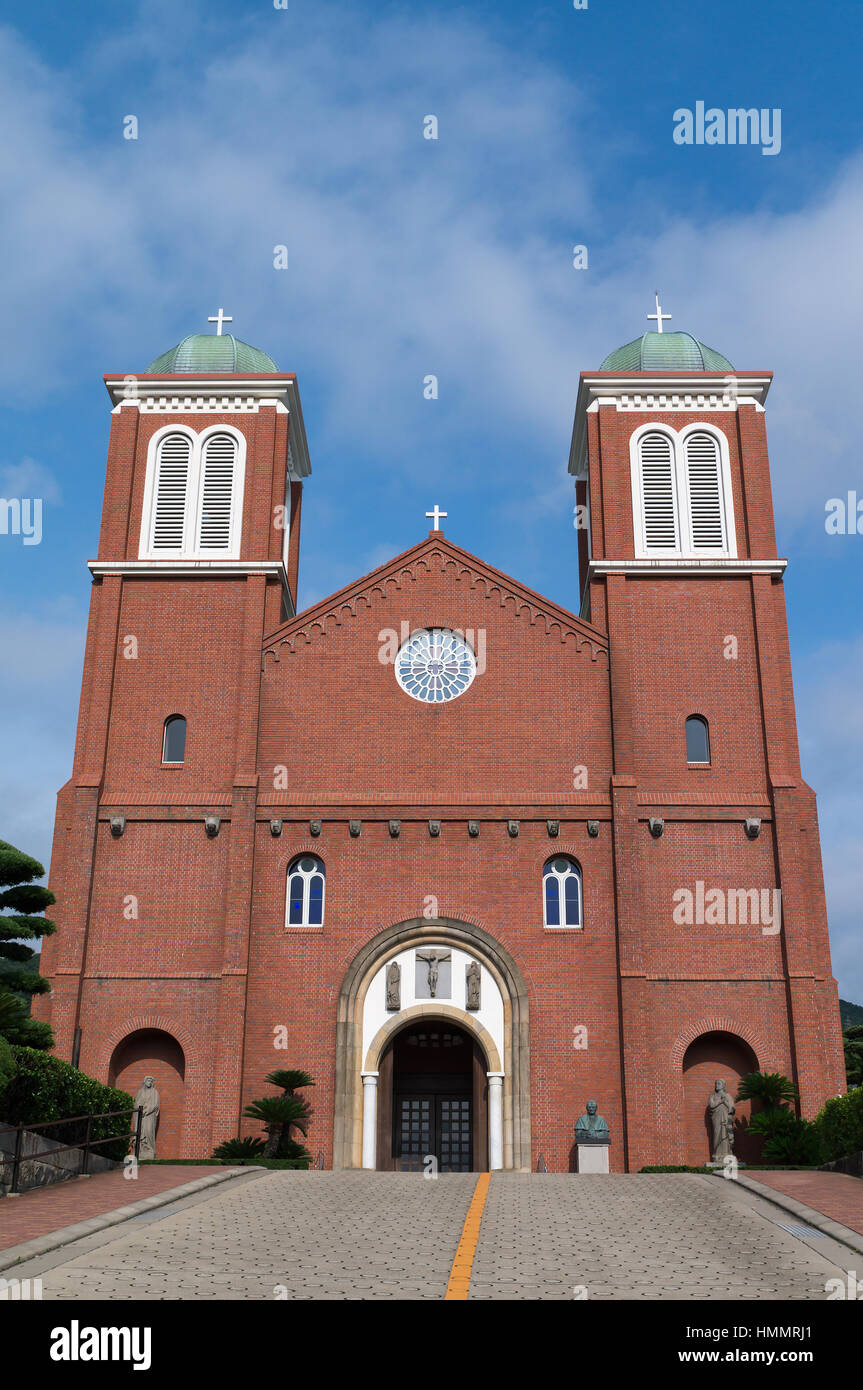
395 628 477 704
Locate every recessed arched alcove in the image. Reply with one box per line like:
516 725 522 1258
109 1028 186 1159
682 1030 758 1165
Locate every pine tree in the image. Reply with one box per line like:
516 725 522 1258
0 839 56 1050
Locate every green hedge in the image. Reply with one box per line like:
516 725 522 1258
0 1045 134 1162
0 1034 16 1099
816 1087 863 1163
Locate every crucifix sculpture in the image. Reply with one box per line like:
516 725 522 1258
416 949 450 998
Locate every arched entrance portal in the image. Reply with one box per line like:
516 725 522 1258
333 917 530 1171
377 1021 489 1172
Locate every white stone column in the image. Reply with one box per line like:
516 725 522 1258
487 1072 504 1170
361 1072 379 1170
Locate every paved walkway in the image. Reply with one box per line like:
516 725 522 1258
0 1166 224 1250
5 1170 857 1301
746 1171 863 1238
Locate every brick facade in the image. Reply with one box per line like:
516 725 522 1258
33 358 847 1171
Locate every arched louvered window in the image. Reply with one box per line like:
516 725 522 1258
150 433 193 552
631 424 735 559
543 856 583 929
286 856 325 928
683 432 727 552
196 432 238 552
162 714 187 764
140 427 245 560
636 431 680 554
685 715 710 764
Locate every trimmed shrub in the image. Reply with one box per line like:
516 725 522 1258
1 1045 134 1162
816 1087 863 1164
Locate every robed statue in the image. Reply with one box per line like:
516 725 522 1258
708 1079 735 1161
574 1099 610 1146
134 1075 161 1160
466 961 481 1010
386 960 401 1011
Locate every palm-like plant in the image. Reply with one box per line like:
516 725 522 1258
265 1069 314 1095
736 1072 799 1111
211 1136 267 1163
243 1095 310 1158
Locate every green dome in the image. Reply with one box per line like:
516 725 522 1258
145 333 278 374
600 331 733 372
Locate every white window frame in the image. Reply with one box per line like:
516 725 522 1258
543 856 583 931
285 855 326 929
139 423 246 560
629 422 737 559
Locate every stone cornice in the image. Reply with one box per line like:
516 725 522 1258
589 558 786 578
569 370 773 477
103 373 311 477
262 534 607 668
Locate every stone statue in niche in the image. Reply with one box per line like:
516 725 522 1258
134 1075 160 1160
385 960 401 1011
708 1079 736 1161
416 949 450 998
574 1099 610 1145
466 961 481 1010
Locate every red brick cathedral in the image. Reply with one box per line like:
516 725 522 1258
36 318 846 1172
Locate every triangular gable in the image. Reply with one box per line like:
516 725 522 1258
263 535 607 667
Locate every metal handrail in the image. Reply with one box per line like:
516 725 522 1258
1 1106 143 1194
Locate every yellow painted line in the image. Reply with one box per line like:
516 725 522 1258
445 1172 491 1301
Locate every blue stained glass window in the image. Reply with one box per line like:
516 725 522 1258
288 875 305 925
545 876 560 927
564 873 581 927
286 857 325 928
543 857 582 929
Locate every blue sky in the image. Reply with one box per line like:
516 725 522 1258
1 0 861 999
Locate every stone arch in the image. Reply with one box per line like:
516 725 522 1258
364 1003 502 1074
108 1027 187 1159
333 916 530 1171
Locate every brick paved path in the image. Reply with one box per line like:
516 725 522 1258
8 1170 854 1301
747 1170 863 1237
0 1166 223 1250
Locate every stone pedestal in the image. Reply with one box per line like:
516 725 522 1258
577 1143 609 1173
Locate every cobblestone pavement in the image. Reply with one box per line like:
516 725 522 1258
11 1170 854 1301
29 1171 477 1301
469 1174 852 1300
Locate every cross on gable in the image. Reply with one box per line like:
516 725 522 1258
426 504 447 531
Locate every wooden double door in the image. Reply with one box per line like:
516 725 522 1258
376 1022 489 1172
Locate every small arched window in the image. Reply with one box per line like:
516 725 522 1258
685 715 710 764
162 715 186 764
543 856 582 929
286 855 325 927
